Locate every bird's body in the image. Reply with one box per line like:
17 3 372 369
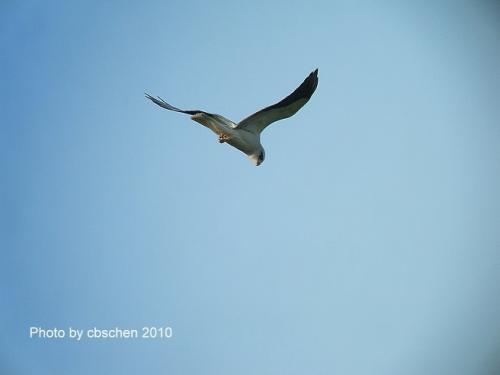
146 69 318 166
190 112 263 163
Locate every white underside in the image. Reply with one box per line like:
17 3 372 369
190 113 263 159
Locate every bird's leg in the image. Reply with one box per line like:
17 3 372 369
218 133 232 143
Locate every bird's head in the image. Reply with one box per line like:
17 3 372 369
249 148 265 166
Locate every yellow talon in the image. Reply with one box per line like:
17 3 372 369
218 134 231 143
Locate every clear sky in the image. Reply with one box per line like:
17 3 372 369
1 1 500 374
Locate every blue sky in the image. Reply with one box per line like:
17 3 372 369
1 1 500 374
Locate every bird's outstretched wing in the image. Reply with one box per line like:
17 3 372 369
145 94 204 115
145 94 237 134
236 69 318 134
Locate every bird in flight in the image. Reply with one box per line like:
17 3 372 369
146 69 318 166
